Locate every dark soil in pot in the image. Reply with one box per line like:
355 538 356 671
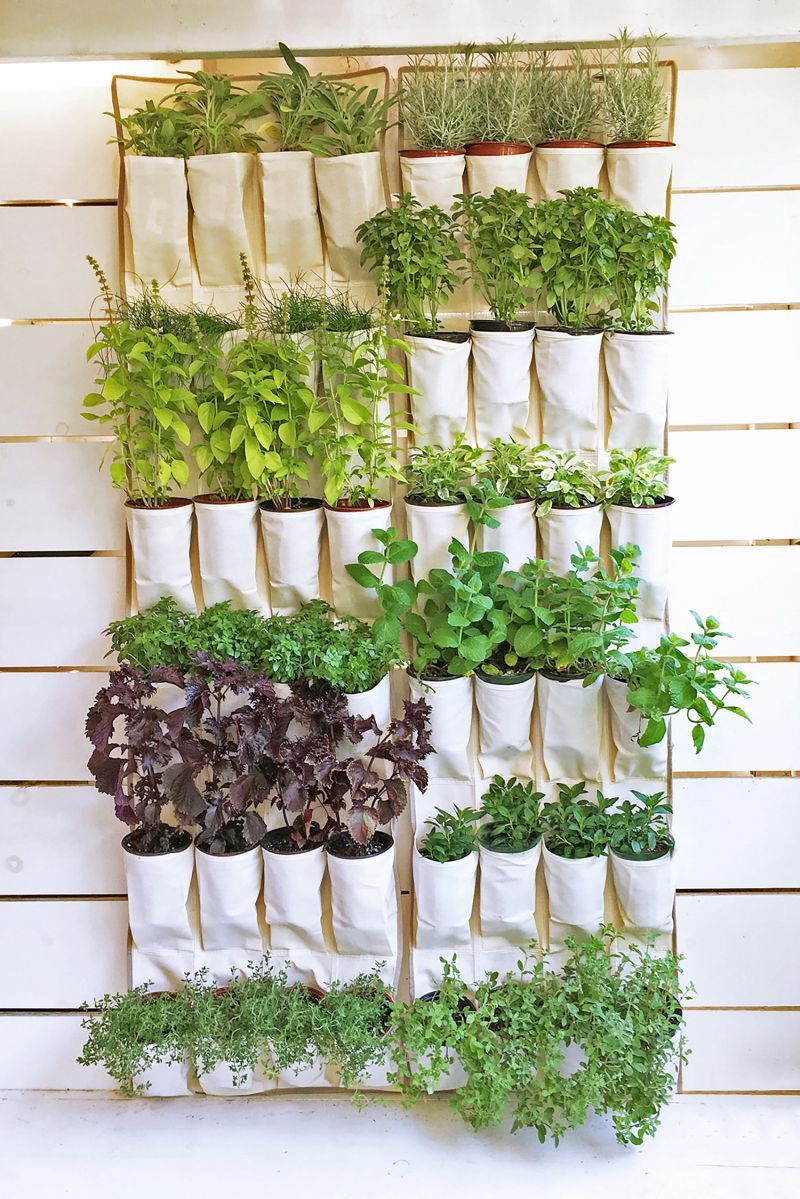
196 817 260 857
548 500 600 511
409 330 470 344
609 327 674 336
325 498 391 513
538 666 594 682
614 495 675 509
124 498 193 511
419 992 477 1020
122 827 191 856
470 319 534 333
193 493 255 505
404 495 466 508
475 666 535 685
478 832 541 854
612 842 672 863
260 497 323 513
262 828 324 856
415 667 457 684
546 326 603 336
327 830 394 860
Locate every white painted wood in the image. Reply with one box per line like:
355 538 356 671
0 899 128 1008
669 192 800 308
0 323 99 435
682 1011 800 1092
0 672 107 781
0 556 125 666
0 1014 115 1089
677 894 800 1007
0 442 125 551
672 68 800 189
673 778 800 889
0 206 118 319
672 663 800 773
669 311 800 426
671 547 800 656
0 786 126 896
669 431 800 541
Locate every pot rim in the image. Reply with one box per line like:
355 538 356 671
475 666 536 685
193 493 258 506
326 829 395 861
465 140 531 155
408 329 470 344
479 832 542 853
610 495 675 510
400 146 464 158
610 844 673 863
470 318 534 333
538 666 598 682
404 495 468 509
121 828 192 857
262 828 325 856
324 498 392 513
607 139 675 149
259 497 324 513
605 327 675 337
124 497 193 511
195 835 261 858
537 325 604 337
535 139 605 149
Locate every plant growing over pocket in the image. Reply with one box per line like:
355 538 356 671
531 447 604 573
316 970 394 1091
402 436 482 580
604 446 675 621
475 440 539 571
479 776 544 853
541 784 612 945
478 777 544 945
464 42 533 194
607 791 674 861
415 807 480 950
78 984 192 1096
105 597 194 674
534 49 604 199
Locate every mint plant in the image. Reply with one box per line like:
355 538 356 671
603 446 673 507
454 188 540 325
607 791 674 859
418 806 480 863
541 783 613 858
531 446 603 514
479 776 544 852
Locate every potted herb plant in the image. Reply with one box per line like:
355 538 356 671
476 440 538 570
398 52 472 208
174 71 266 296
84 262 197 613
605 204 677 448
357 194 469 448
601 30 672 215
532 188 618 452
453 188 538 445
85 665 196 955
478 776 544 945
317 970 395 1090
603 447 675 622
464 42 533 195
402 437 480 581
413 806 480 950
256 276 325 393
79 984 192 1096
533 48 605 199
607 791 675 936
113 97 193 302
388 961 475 1094
531 446 604 574
257 44 327 280
541 783 612 948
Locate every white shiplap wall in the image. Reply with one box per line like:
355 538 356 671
0 52 797 1092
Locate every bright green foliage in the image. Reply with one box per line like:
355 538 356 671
607 791 674 859
172 71 266 154
479 776 544 852
256 278 325 336
400 51 475 150
610 206 677 330
419 805 481 862
454 188 540 325
257 43 329 150
478 439 539 501
78 984 192 1095
534 188 620 328
603 445 674 507
387 960 473 1100
541 782 614 858
186 603 271 667
600 29 668 143
531 446 603 514
404 435 483 504
297 77 395 156
106 597 193 672
357 194 464 333
536 47 602 142
111 97 192 157
322 292 375 333
316 971 391 1091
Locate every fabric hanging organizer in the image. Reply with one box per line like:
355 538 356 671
404 500 470 584
470 324 534 446
534 328 602 451
607 500 673 622
408 673 474 781
474 672 536 779
126 501 196 613
405 335 471 448
604 331 672 449
259 150 325 281
413 845 478 950
186 152 264 298
194 497 264 612
537 672 604 781
194 843 263 952
399 152 466 208
314 151 386 286
123 156 192 301
260 502 324 615
122 838 195 952
537 504 603 576
478 839 541 945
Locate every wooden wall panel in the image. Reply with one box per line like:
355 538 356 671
0 323 97 436
682 1011 800 1091
0 1014 115 1089
0 672 106 780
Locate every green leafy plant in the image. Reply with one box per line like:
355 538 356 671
454 188 540 326
603 446 674 507
316 970 392 1091
299 77 394 156
419 805 480 862
183 967 266 1088
537 47 602 142
399 51 475 150
479 776 544 852
623 613 752 751
111 97 192 157
387 960 474 1100
478 439 539 501
534 188 619 328
607 791 674 859
172 71 265 154
322 292 375 333
123 292 239 342
467 41 532 144
541 782 613 858
357 194 463 333
531 446 603 514
600 29 668 144
78 985 190 1095
255 277 325 336
404 435 483 504
105 597 193 672
185 603 271 668
257 43 329 150
610 205 677 330
83 261 196 505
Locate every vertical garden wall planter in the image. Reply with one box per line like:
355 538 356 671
479 498 537 572
464 142 532 196
605 143 674 217
470 321 534 445
326 832 398 956
537 503 602 576
399 148 465 209
604 331 672 449
405 333 471 448
122 832 195 952
606 498 674 621
404 498 469 583
259 150 325 281
126 500 196 613
314 152 385 285
193 496 263 612
478 837 541 945
534 328 602 451
605 676 668 780
534 142 605 200
261 833 327 953
325 500 392 619
133 1057 193 1098
542 844 607 942
413 844 477 949
186 153 263 289
474 670 535 778
194 841 263 952
199 1061 274 1096
123 156 192 297
609 847 675 935
537 671 604 781
344 673 392 759
408 673 473 780
260 500 324 615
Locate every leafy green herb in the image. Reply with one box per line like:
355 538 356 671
257 43 328 151
317 970 391 1091
454 188 540 325
78 985 191 1095
610 205 677 330
479 776 544 852
607 791 674 859
111 98 192 157
478 439 539 501
404 435 482 504
534 188 619 329
541 782 613 858
603 446 674 507
299 78 394 157
172 71 265 155
106 597 193 672
419 805 480 862
531 446 603 514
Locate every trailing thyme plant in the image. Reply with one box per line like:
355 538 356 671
600 29 668 144
78 985 191 1095
317 970 392 1090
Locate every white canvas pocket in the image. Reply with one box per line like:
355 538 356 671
126 501 196 613
474 672 535 778
195 843 263 952
400 152 465 208
607 500 673 622
605 144 673 216
260 502 324 615
537 673 604 781
408 673 474 781
537 504 602 576
327 839 398 956
404 500 469 583
405 334 471 448
262 840 327 953
604 331 672 449
534 328 602 451
123 837 195 952
194 497 264 612
324 502 392 619
542 844 607 944
187 152 263 289
123 155 192 297
413 845 477 949
259 150 324 280
479 839 541 945
610 849 675 935
314 151 385 285
470 324 534 446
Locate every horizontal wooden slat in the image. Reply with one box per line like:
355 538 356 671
0 899 128 1008
0 672 107 781
0 787 125 896
672 68 800 189
682 1011 800 1091
0 206 118 319
669 310 800 426
0 323 98 435
0 1014 114 1089
0 442 124 551
0 556 125 667
670 431 800 541
672 663 800 774
669 192 800 307
677 893 800 1007
674 778 800 890
671 547 800 657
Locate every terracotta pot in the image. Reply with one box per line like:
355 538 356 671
607 140 675 149
536 139 604 149
465 141 530 155
400 147 464 157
